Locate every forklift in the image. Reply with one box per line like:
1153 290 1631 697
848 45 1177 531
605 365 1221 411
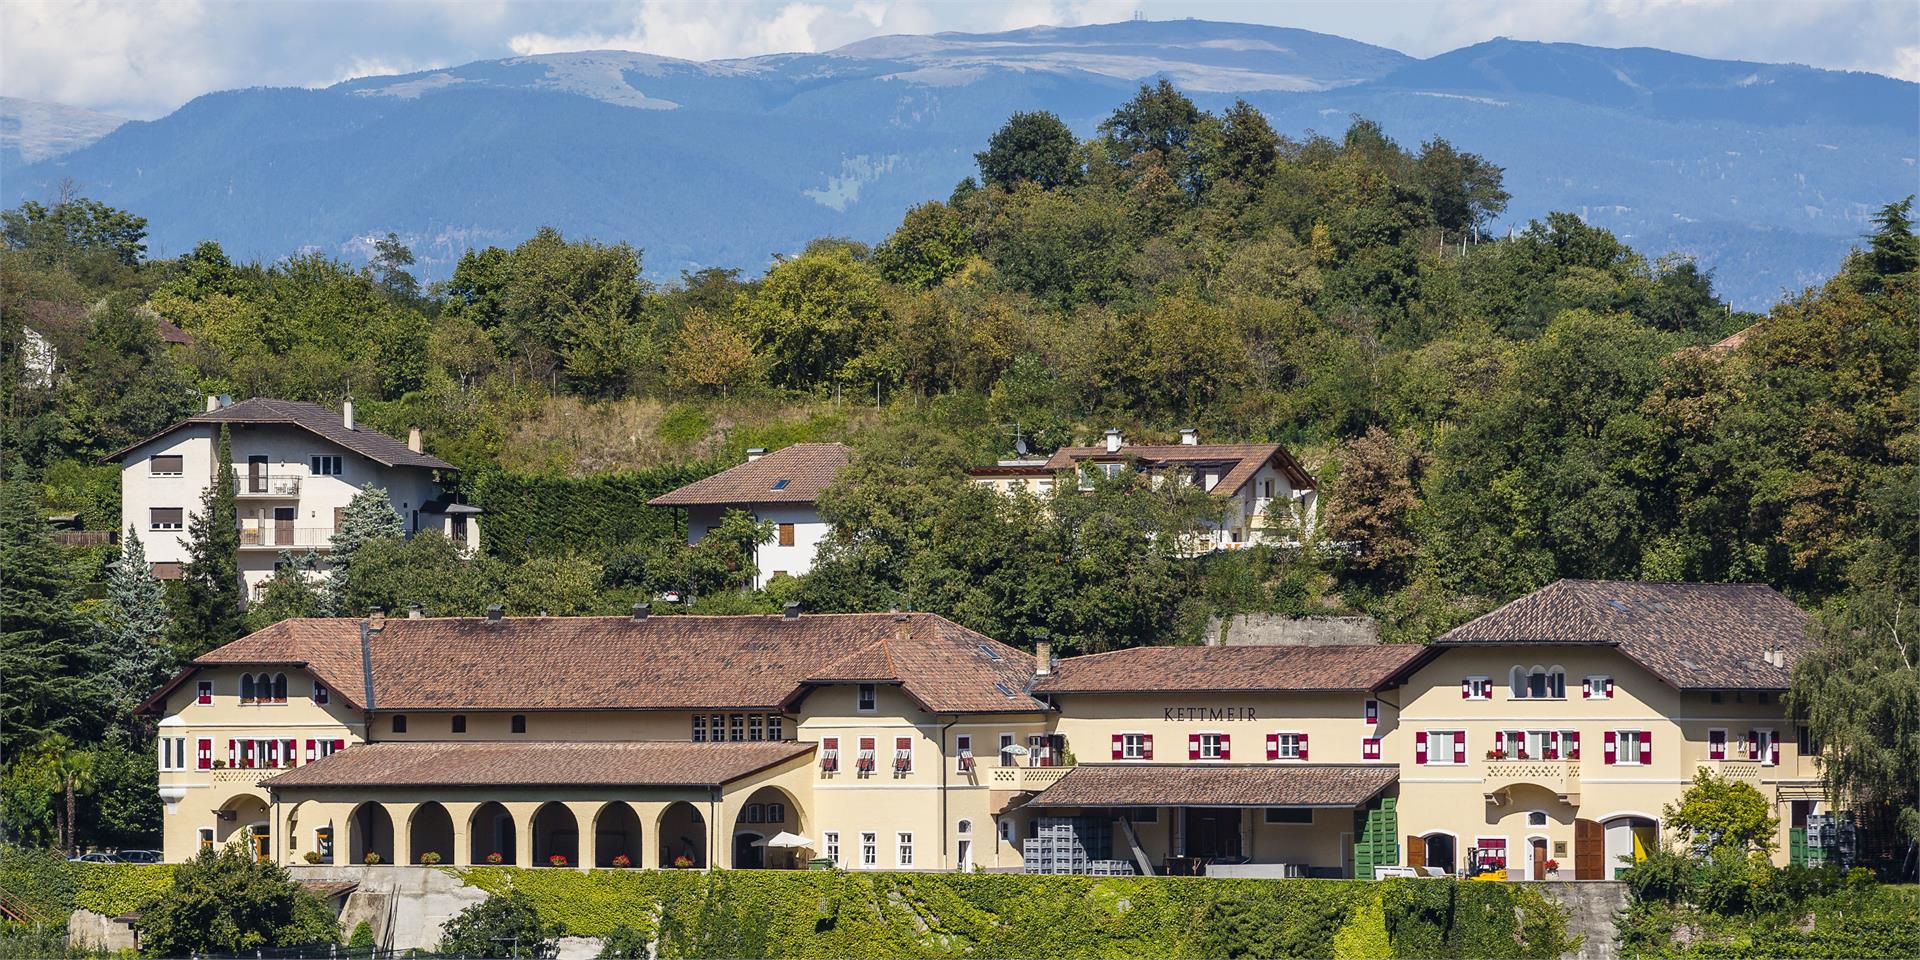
1463 845 1508 881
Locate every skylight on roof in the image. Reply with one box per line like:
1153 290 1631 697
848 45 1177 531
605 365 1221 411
1606 599 1631 612
977 643 1002 662
994 682 1015 698
771 479 790 490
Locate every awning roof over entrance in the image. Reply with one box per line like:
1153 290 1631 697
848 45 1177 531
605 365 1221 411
1026 764 1397 808
261 741 813 790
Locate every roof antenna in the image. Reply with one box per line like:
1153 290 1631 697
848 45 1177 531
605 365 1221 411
1005 423 1029 457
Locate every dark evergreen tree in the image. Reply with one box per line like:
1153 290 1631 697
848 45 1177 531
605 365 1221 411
0 466 99 753
169 427 246 658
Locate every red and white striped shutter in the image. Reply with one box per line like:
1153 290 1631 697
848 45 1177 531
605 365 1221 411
1452 734 1466 765
333 738 345 752
1265 733 1280 761
1141 734 1153 760
197 684 212 705
306 739 317 762
285 738 296 766
228 740 238 767
197 738 213 770
1568 731 1580 759
1364 700 1377 724
1746 729 1758 760
1709 730 1724 760
1112 734 1125 760
1298 733 1309 761
1603 678 1614 699
1461 679 1471 699
1218 734 1231 761
1604 731 1617 765
1582 677 1590 699
1188 733 1201 761
1769 734 1779 766
1415 731 1428 764
1639 730 1651 765
1494 730 1506 753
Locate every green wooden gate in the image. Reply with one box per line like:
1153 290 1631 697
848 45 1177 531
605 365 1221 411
1353 796 1399 878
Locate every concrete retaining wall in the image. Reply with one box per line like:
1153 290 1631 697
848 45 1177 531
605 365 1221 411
289 865 488 953
1209 614 1380 646
1532 880 1629 960
67 908 138 952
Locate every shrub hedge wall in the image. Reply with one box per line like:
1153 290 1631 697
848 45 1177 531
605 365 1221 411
0 849 174 924
458 868 1572 959
1617 885 1919 959
468 463 720 563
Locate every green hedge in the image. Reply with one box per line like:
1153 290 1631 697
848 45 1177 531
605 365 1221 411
1619 886 1920 959
458 869 1570 959
469 464 721 563
0 849 175 924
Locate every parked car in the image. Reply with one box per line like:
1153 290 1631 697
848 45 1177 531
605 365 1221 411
117 849 163 864
68 852 119 863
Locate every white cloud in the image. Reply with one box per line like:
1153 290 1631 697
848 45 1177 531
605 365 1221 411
2 0 219 117
508 1 831 60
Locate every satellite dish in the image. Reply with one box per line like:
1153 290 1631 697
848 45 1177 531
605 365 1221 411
1015 435 1030 456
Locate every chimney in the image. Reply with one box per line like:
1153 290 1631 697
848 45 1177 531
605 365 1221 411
205 394 221 413
368 608 386 633
1104 429 1122 453
342 399 355 431
486 603 504 623
1034 640 1052 677
632 602 650 622
407 426 423 453
407 602 424 620
783 602 802 620
1179 427 1198 445
746 447 767 463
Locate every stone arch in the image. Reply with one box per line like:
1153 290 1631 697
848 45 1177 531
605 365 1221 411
732 785 803 869
531 802 579 867
348 802 395 865
469 802 516 865
1420 831 1458 874
409 802 455 865
594 803 643 867
657 801 706 869
219 794 272 861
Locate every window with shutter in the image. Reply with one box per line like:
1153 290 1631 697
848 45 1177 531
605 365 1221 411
149 454 184 476
1709 729 1726 760
150 507 185 530
1766 730 1779 767
821 737 839 773
894 737 914 774
1638 729 1651 765
1188 733 1201 761
778 523 796 547
196 681 213 705
1364 699 1379 725
1112 734 1125 760
1362 737 1381 760
1746 729 1760 761
857 737 876 774
956 735 974 772
1604 730 1618 765
1453 734 1466 765
197 738 213 770
1566 731 1581 759
1415 731 1428 764
1298 733 1309 761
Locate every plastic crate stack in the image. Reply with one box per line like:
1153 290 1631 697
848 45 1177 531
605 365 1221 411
1022 816 1129 874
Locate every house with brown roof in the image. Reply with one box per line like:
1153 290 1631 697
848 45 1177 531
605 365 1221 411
969 429 1319 551
138 579 1826 882
104 396 475 598
649 443 850 588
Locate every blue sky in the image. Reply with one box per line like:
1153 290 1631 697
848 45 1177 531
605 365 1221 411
6 0 1917 119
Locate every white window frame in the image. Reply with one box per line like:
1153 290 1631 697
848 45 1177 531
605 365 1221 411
896 832 914 868
1272 732 1304 761
892 736 914 775
860 832 877 868
823 831 840 866
149 455 184 477
1427 729 1464 766
196 681 213 704
857 683 877 713
313 683 329 705
310 455 342 476
999 733 1017 767
955 735 975 773
692 715 707 743
1708 727 1727 760
150 507 185 531
1615 729 1645 765
1584 675 1612 699
1199 732 1226 760
1121 732 1149 760
1757 728 1777 767
1465 676 1493 700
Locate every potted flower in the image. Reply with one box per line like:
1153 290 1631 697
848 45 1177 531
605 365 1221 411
548 854 569 867
363 851 383 865
303 851 322 864
1485 748 1507 761
419 851 442 865
485 852 504 865
1544 858 1560 876
672 855 696 869
610 854 632 868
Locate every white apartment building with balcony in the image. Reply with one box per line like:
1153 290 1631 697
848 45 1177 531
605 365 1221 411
106 397 476 597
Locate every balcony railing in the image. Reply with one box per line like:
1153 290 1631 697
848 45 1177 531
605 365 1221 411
988 766 1072 792
238 526 336 550
1698 759 1764 785
238 474 302 497
208 767 276 786
1483 759 1581 804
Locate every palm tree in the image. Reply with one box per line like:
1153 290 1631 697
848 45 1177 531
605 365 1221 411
35 735 97 855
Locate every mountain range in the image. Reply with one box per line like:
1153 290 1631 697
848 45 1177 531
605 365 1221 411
6 19 1914 308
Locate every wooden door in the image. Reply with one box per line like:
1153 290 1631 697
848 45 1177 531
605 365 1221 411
1406 834 1426 870
1531 838 1548 880
248 455 268 493
1574 819 1604 880
274 507 295 545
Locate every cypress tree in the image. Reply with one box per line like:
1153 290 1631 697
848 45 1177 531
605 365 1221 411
169 427 246 657
0 466 94 753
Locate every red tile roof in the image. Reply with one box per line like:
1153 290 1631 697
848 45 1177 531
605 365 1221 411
165 612 1047 715
1036 644 1429 694
1436 580 1813 690
1027 763 1397 808
649 444 850 506
261 741 813 789
104 398 453 470
137 618 369 712
1041 442 1314 494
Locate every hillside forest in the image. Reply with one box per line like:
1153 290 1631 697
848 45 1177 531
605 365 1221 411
1 82 1915 854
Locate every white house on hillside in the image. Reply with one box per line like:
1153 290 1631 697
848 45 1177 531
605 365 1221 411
648 443 850 589
105 396 477 598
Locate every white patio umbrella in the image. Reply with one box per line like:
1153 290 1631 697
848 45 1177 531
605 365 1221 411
755 831 814 849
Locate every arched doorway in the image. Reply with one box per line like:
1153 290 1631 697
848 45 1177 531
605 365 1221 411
594 803 643 867
657 802 706 869
350 803 395 865
469 802 516 865
409 803 455 865
532 803 579 867
1422 833 1457 875
218 795 271 861
731 786 802 869
1603 815 1658 879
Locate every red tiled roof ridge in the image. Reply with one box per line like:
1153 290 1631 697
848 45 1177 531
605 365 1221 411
648 443 851 506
